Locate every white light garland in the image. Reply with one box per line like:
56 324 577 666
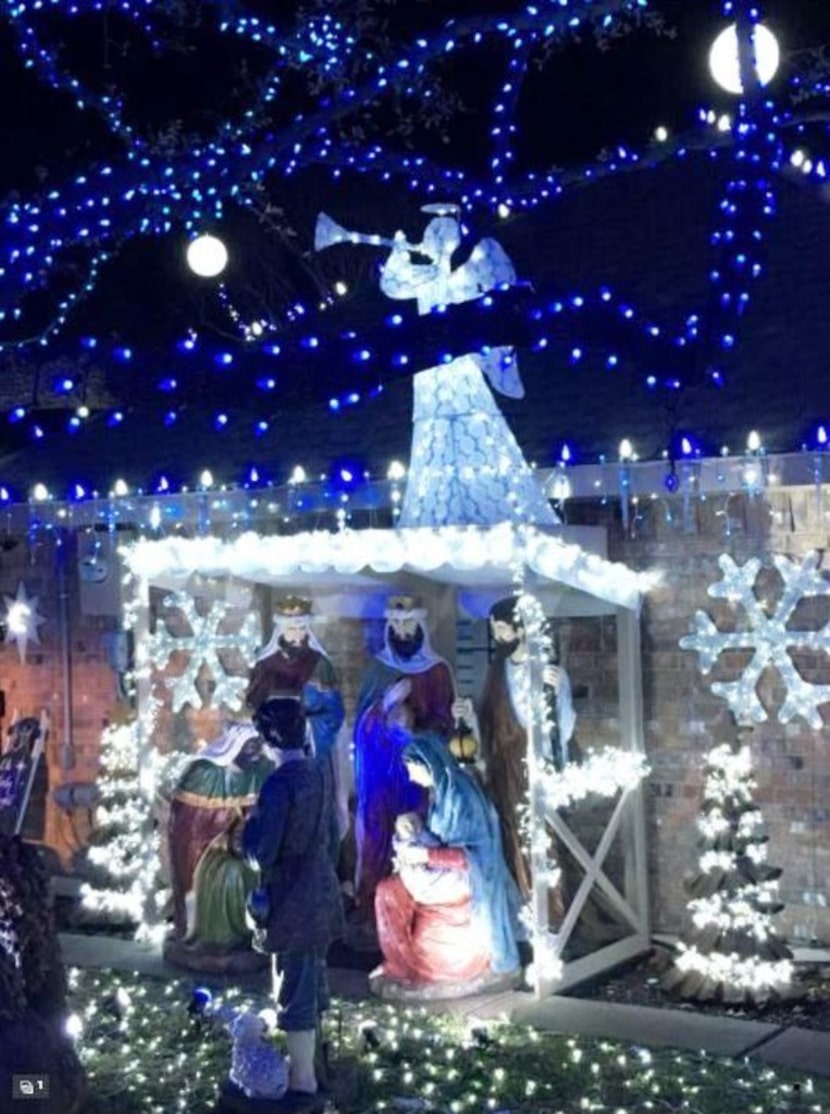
690 890 781 937
674 945 793 995
697 809 763 841
526 930 564 986
122 525 654 611
504 560 649 993
698 844 766 873
539 748 650 811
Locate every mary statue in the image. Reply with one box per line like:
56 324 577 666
371 730 522 998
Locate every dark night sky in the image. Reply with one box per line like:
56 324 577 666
3 2 827 186
0 1 828 490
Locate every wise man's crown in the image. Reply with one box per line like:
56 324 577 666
274 594 313 617
387 594 421 612
385 594 428 621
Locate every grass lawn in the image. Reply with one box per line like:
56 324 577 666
68 968 827 1114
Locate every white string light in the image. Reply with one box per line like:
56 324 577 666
666 735 795 1003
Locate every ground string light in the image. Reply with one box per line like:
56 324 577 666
61 968 825 1114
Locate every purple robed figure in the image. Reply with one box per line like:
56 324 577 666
353 596 456 911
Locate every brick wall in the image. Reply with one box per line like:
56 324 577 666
600 486 830 945
0 532 119 866
7 486 829 945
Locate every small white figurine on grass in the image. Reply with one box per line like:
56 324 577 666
229 1009 289 1101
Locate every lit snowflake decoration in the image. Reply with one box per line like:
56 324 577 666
3 581 46 663
680 552 830 727
147 592 261 713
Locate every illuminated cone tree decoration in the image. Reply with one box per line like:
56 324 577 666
80 723 153 926
662 723 798 1007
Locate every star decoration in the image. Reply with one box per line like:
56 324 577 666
3 582 46 664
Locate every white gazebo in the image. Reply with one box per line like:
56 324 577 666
124 521 653 996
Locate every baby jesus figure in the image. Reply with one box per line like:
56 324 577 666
392 811 466 905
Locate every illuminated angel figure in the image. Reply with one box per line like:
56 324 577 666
317 205 558 528
380 206 559 528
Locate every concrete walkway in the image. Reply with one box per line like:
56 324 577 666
59 933 830 1080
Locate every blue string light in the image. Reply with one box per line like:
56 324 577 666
0 0 825 506
0 0 657 348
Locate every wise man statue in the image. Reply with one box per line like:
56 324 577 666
353 595 457 911
245 594 347 834
167 721 273 940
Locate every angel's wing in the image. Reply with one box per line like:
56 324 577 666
447 237 517 303
475 346 525 400
448 238 524 398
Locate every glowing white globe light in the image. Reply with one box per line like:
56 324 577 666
8 602 31 635
549 472 572 502
708 23 779 95
186 234 229 278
